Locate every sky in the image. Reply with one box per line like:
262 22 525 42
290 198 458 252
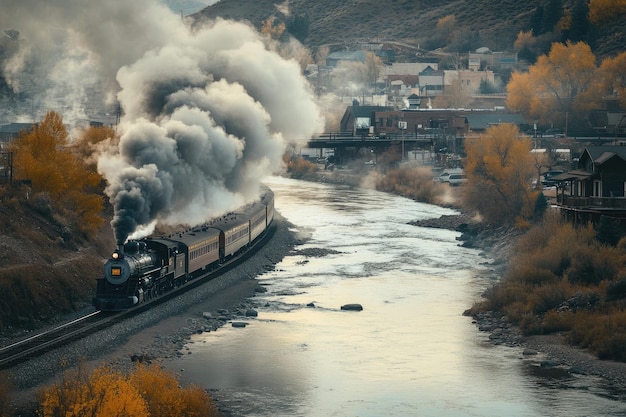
162 0 221 16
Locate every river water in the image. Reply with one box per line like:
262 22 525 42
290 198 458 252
166 176 626 417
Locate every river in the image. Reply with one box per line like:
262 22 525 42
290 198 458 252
165 176 626 417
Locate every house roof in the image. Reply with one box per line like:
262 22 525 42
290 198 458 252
465 113 525 130
419 65 443 76
387 74 420 87
551 170 593 181
584 146 626 164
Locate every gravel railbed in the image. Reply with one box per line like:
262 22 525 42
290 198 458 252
7 213 303 415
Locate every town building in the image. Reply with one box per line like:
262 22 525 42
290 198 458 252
554 146 626 226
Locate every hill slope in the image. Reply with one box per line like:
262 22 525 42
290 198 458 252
194 0 625 59
0 192 115 333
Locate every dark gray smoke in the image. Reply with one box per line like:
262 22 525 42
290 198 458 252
0 1 324 243
100 18 323 243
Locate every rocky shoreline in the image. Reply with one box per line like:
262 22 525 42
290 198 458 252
413 212 626 391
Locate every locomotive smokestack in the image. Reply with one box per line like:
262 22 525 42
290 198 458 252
117 242 125 255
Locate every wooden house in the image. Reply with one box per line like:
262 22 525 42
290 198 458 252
554 146 626 225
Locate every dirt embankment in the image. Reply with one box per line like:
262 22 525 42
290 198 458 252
0 195 116 337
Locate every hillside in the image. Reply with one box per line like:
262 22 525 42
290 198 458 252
194 0 625 59
0 188 115 334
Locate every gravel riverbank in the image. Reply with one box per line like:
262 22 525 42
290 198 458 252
7 213 304 416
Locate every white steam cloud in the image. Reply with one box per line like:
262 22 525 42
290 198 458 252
0 0 324 243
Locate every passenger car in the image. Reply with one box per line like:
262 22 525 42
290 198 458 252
448 174 467 186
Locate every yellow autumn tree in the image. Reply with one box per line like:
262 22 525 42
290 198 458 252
129 364 219 417
506 41 602 129
261 16 286 40
463 124 537 225
9 111 104 237
10 111 70 198
39 364 149 417
599 51 626 111
73 125 117 167
39 363 219 417
436 15 457 43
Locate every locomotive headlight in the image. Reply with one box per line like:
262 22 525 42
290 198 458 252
112 251 120 260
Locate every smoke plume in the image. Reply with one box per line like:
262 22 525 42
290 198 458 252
0 0 324 243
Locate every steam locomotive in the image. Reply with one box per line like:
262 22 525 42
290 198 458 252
93 186 275 311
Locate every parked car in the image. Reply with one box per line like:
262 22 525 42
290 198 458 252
541 170 564 187
437 172 451 182
436 169 463 183
448 174 467 186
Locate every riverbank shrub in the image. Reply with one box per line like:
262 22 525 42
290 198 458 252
567 307 626 361
606 278 626 301
282 154 317 179
374 165 453 206
38 363 219 417
470 213 626 361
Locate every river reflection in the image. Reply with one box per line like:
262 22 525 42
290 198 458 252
166 176 626 417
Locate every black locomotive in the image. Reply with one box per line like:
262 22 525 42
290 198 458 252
93 186 275 311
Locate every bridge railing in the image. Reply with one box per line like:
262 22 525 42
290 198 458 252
310 132 438 142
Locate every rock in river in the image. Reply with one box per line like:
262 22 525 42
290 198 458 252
341 304 363 311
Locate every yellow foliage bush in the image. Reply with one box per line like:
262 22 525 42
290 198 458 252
567 308 626 359
476 213 626 357
130 364 219 417
39 364 148 417
463 124 535 225
39 363 219 417
540 310 572 333
8 111 105 238
375 166 445 205
283 154 317 179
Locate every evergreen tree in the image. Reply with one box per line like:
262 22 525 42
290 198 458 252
287 14 310 43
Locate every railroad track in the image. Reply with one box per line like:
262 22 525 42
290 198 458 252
0 310 113 370
0 223 277 371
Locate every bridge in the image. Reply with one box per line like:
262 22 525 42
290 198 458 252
306 132 437 163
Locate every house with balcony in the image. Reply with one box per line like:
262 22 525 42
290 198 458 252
554 146 626 226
